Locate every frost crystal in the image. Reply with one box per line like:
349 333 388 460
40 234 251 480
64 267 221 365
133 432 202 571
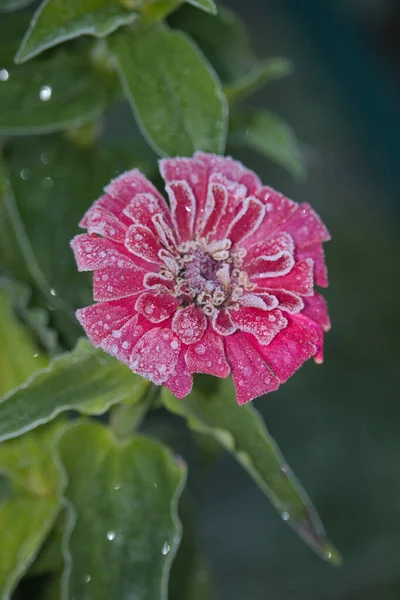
71 153 330 404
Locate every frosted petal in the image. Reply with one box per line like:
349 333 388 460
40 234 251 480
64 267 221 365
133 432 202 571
212 309 237 336
255 259 314 296
164 351 193 399
125 224 163 265
165 180 196 243
76 298 136 346
135 291 179 323
227 196 265 245
231 307 287 345
130 328 181 385
93 266 146 301
185 327 230 377
71 234 138 272
172 305 207 345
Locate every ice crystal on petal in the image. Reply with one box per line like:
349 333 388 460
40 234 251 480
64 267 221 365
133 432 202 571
71 153 330 404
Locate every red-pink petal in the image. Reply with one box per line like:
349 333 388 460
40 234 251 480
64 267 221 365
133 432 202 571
244 232 294 264
101 314 153 364
239 293 278 310
76 298 136 346
80 194 130 229
71 234 138 272
195 152 244 181
151 213 178 253
130 328 181 384
250 186 298 243
125 225 163 265
239 170 262 195
85 206 127 243
159 157 207 220
163 351 193 399
185 327 230 377
123 192 171 229
135 291 179 323
93 267 145 302
263 289 304 314
275 203 330 249
143 273 175 292
172 305 207 344
255 259 314 296
212 309 237 336
247 320 317 383
302 293 331 331
291 314 325 363
165 181 196 243
224 333 280 404
297 243 328 287
200 182 227 238
247 252 295 279
231 307 287 345
227 196 265 245
212 178 247 240
106 169 168 211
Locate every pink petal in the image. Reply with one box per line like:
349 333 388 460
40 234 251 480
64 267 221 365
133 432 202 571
224 333 280 404
231 307 287 345
263 289 304 314
80 194 130 229
239 170 261 195
227 196 265 245
249 186 298 243
165 181 196 243
246 252 295 279
143 273 175 292
302 293 331 331
163 351 193 399
185 327 230 377
135 291 179 323
151 213 178 253
106 169 168 211
212 309 237 336
101 314 153 364
291 314 325 363
172 305 207 344
297 243 328 287
85 205 127 243
247 319 317 383
76 298 136 346
212 177 247 240
130 328 181 385
93 267 146 302
123 192 172 229
71 234 138 272
255 259 314 296
125 224 163 265
275 203 330 249
200 182 227 238
244 232 294 264
195 152 244 181
239 293 278 310
159 157 207 221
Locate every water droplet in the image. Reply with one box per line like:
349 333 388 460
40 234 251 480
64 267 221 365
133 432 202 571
20 168 32 181
113 484 121 491
325 551 332 559
106 531 116 541
0 69 9 82
281 511 290 521
84 574 91 583
40 151 51 164
39 85 52 101
33 353 39 358
50 288 57 296
161 542 170 555
42 176 53 189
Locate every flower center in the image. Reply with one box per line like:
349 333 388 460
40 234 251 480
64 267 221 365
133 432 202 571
171 239 253 316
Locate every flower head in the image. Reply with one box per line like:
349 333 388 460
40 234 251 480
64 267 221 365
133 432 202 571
71 153 330 404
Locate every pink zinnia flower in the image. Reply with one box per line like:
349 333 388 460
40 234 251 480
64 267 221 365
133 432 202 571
71 153 330 404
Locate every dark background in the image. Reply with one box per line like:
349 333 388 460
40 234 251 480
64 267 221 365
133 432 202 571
192 1 400 598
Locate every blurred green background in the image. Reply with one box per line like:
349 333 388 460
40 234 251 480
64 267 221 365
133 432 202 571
190 0 400 598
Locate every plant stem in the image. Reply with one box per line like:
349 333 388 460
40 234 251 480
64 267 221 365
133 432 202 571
110 383 158 441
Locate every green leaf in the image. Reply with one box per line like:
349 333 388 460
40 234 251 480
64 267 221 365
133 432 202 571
14 0 138 64
2 135 155 343
0 54 109 136
0 0 33 12
229 109 306 180
109 23 228 156
0 289 48 396
169 5 256 84
0 422 63 599
58 421 186 600
0 338 149 443
162 378 341 565
185 0 216 15
224 57 294 104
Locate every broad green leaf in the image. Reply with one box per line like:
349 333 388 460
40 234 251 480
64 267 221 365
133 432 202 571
15 0 138 64
0 290 47 395
224 57 294 104
162 378 340 565
185 0 216 15
229 109 306 180
0 54 109 136
0 0 33 12
58 422 186 600
0 295 63 599
169 5 256 84
0 338 149 443
109 23 228 156
2 135 156 343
